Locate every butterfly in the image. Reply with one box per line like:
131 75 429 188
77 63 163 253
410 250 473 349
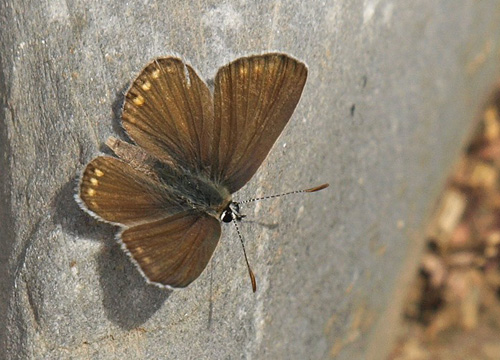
76 53 328 292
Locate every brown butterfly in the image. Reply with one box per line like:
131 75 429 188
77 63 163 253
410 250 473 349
76 53 328 292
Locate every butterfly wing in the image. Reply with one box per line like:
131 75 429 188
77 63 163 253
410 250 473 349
78 156 190 226
79 157 221 287
120 211 221 288
121 54 307 194
211 53 308 193
121 57 215 173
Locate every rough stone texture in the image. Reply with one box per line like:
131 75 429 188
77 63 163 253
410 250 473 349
1 1 500 359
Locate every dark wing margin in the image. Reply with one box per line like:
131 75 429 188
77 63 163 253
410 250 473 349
77 156 187 226
211 53 308 193
122 57 215 173
119 212 221 288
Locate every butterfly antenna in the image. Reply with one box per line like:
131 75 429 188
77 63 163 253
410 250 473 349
232 218 257 292
239 183 329 204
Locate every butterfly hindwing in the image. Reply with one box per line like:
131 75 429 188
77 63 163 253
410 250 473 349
120 211 221 288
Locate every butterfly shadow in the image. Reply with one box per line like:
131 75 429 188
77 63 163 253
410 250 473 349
110 83 132 143
54 177 170 329
241 219 279 230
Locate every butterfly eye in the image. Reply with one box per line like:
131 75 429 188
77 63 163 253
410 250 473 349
220 210 233 223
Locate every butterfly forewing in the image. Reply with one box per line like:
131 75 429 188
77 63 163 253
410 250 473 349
122 57 215 173
212 54 308 193
79 156 189 226
120 212 221 287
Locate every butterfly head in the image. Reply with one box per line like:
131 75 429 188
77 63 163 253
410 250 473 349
220 202 245 223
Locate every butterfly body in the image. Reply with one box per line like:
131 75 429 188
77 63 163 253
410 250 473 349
106 135 233 221
153 160 232 219
77 53 309 289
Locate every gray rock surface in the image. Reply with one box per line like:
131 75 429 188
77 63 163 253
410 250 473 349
2 1 500 359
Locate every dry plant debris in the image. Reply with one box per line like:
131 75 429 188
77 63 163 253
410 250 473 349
390 88 500 360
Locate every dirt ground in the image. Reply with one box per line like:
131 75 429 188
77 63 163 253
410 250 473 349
389 88 500 360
